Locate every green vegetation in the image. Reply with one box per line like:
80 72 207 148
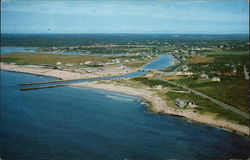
122 57 157 68
37 45 158 55
0 52 154 68
108 76 249 126
110 79 147 89
186 55 213 64
166 91 249 126
0 52 107 66
176 50 249 113
131 77 183 90
187 54 249 74
2 34 249 127
175 77 249 113
203 49 248 56
122 61 149 68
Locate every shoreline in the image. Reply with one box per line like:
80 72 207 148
0 56 159 81
0 62 140 80
1 63 249 136
69 81 249 136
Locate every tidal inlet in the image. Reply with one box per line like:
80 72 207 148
0 0 249 160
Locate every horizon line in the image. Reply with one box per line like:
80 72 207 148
1 32 249 35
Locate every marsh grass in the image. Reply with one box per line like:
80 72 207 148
0 52 108 66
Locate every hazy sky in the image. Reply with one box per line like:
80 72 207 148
1 0 249 34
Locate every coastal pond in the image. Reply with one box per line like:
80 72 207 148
7 48 174 88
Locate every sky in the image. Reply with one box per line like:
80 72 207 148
1 0 249 34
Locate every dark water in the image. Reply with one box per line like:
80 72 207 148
1 70 250 160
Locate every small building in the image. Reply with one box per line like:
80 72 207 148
85 61 92 65
56 61 62 65
153 85 164 90
200 73 209 80
209 71 219 74
174 98 195 108
182 65 189 71
119 65 126 69
212 77 220 82
65 63 73 67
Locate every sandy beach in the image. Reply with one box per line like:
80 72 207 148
70 81 249 136
1 62 249 136
0 62 138 80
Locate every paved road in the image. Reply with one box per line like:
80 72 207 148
244 66 249 80
156 74 249 119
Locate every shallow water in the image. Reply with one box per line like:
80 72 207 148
1 71 250 160
0 46 38 54
143 55 173 69
15 54 173 88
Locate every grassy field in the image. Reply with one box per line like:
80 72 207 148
122 61 150 68
203 49 248 56
186 55 214 64
122 57 157 68
174 50 249 113
174 77 249 113
0 52 107 66
165 91 249 126
102 77 249 126
162 75 183 80
156 49 249 126
131 77 184 90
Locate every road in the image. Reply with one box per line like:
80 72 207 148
156 74 249 119
244 66 249 80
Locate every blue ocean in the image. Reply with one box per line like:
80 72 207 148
0 70 249 160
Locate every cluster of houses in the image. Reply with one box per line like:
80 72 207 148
174 98 196 108
152 85 168 90
55 56 145 68
40 46 89 53
200 73 220 82
168 47 214 55
55 60 131 74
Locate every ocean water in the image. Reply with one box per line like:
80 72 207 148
0 70 249 160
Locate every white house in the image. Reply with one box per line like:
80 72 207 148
200 73 209 80
174 98 195 108
212 77 220 82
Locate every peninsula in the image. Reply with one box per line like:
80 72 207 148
1 39 249 136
